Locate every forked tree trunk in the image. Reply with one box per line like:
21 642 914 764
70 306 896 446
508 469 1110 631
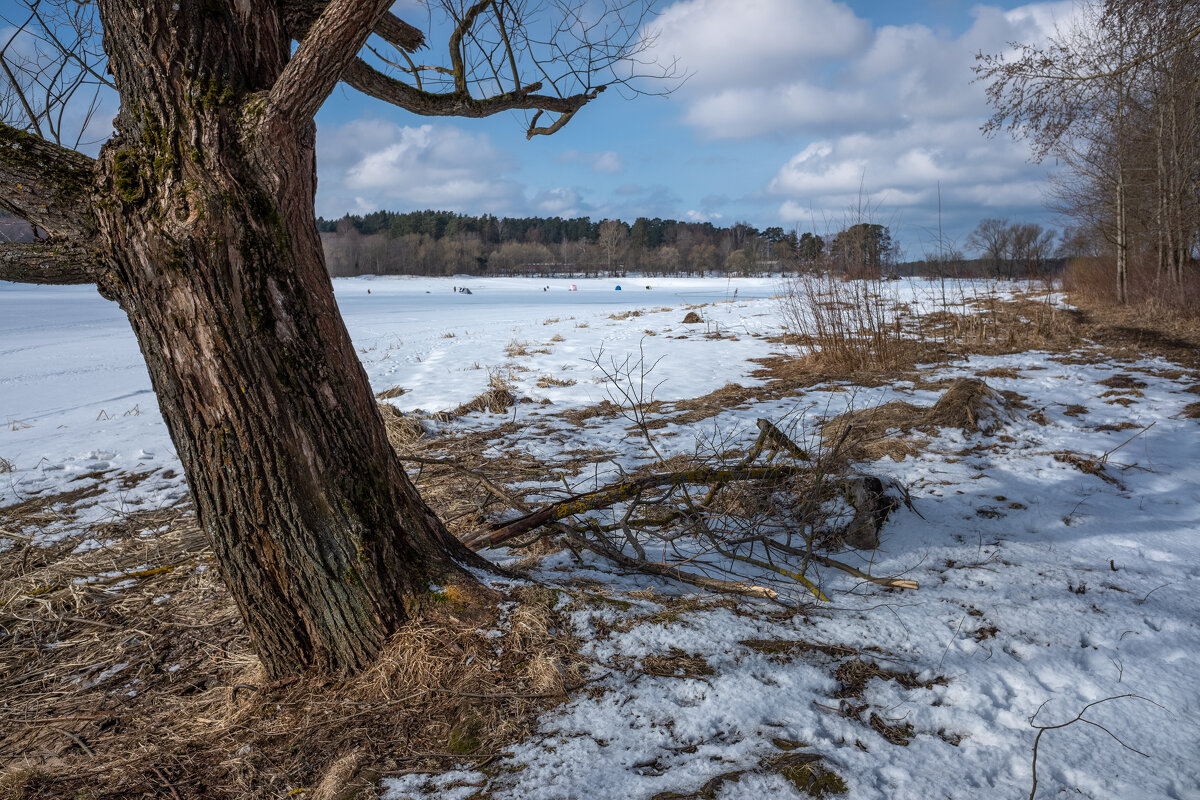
88 0 487 676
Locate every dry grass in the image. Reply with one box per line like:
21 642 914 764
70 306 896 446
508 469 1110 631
822 378 1017 461
504 340 531 358
560 399 625 426
672 383 757 424
375 385 407 400
535 375 576 388
451 370 516 417
1062 256 1200 321
378 403 426 449
1098 374 1147 390
0 487 585 800
682 311 703 324
976 366 1022 379
778 274 913 373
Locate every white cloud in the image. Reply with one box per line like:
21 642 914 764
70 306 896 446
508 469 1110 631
316 119 523 216
769 119 1050 235
650 0 870 91
651 0 1076 139
532 187 588 217
556 149 627 174
646 0 1078 239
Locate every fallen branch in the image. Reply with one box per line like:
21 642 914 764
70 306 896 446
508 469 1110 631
561 532 782 603
1028 694 1160 800
461 465 807 550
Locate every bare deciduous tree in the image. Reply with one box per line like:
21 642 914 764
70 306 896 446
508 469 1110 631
976 0 1199 303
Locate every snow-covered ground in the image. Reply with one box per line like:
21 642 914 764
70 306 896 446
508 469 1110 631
2 275 1198 798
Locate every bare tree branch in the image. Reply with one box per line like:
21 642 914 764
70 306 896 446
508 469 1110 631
0 1 111 149
318 0 675 139
0 240 98 285
263 0 393 127
342 56 602 121
281 1 427 53
0 121 94 239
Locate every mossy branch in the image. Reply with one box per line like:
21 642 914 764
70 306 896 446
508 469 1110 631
0 121 96 239
0 241 100 286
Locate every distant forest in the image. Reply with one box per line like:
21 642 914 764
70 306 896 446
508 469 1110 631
318 209 1064 279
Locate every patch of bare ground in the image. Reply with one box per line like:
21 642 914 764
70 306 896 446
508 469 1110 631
560 399 625 425
0 486 586 800
670 383 758 424
1053 297 1200 370
975 366 1022 379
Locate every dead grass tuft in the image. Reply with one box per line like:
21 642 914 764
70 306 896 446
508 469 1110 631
536 375 576 389
641 648 714 679
505 340 531 358
1182 402 1200 419
834 659 946 699
378 403 426 448
822 378 1016 461
925 378 1017 433
451 371 516 416
682 311 703 324
561 399 625 425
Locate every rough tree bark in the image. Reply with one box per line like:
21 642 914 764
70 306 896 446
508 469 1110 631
0 0 624 677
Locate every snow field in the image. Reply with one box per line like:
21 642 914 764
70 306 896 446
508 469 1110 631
2 275 1198 799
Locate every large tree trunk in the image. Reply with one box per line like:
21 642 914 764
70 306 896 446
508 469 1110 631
89 0 487 677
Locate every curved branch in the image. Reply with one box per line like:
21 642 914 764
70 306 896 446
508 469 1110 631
0 122 94 239
0 240 99 285
449 1 494 94
343 57 602 119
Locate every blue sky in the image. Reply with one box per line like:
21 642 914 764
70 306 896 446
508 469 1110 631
1 0 1078 255
313 0 1078 255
